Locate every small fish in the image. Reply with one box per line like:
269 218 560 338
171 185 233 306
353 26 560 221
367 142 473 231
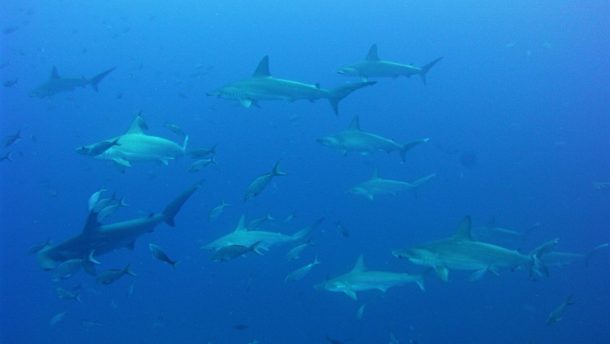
77 138 121 157
189 157 216 172
286 240 313 261
53 259 85 280
163 123 186 137
149 243 178 268
243 161 286 202
284 257 320 282
27 239 51 255
96 265 136 285
208 200 231 222
547 294 574 325
56 286 81 302
2 26 18 35
49 311 67 327
189 144 217 159
3 78 18 88
3 129 22 148
356 303 366 320
211 242 262 262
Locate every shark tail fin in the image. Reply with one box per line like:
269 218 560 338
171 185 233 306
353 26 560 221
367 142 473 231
528 238 559 279
418 57 443 85
162 182 200 227
271 161 287 176
410 173 437 188
400 138 430 162
89 66 116 92
584 242 609 266
327 81 376 115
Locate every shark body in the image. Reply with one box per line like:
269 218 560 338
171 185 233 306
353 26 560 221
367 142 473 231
317 116 429 162
76 115 188 167
37 184 198 271
31 66 116 97
338 44 442 84
203 215 310 253
208 56 375 114
316 256 424 300
392 216 558 281
350 169 436 200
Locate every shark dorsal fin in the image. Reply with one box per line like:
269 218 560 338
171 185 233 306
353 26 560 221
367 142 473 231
371 168 380 179
351 255 366 273
253 56 270 77
126 114 148 134
366 44 379 61
454 216 473 240
348 116 361 131
235 215 248 231
50 66 60 79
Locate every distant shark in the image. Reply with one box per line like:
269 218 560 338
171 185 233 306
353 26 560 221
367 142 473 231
349 168 436 200
202 215 318 254
317 116 429 162
37 184 199 272
392 216 558 281
207 56 376 114
76 115 188 168
338 44 442 84
31 66 116 98
316 255 424 300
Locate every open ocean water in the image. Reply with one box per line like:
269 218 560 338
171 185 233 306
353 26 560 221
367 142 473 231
1 1 609 343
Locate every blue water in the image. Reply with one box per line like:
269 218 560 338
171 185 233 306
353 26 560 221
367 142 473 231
1 1 609 343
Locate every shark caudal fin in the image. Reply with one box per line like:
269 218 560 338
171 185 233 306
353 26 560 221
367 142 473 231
410 173 437 188
89 67 116 92
418 57 442 85
529 238 559 279
271 161 287 177
162 183 200 227
400 138 430 162
327 81 376 115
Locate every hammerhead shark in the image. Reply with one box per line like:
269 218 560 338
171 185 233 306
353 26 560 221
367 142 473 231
37 183 199 272
31 66 116 97
208 56 375 114
338 44 442 84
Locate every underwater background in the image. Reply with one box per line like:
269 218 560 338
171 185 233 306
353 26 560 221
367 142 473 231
1 1 609 343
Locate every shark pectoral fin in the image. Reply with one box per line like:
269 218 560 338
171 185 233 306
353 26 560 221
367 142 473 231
344 289 358 300
366 194 374 201
469 269 487 281
377 287 388 293
112 157 131 167
434 265 449 282
360 76 369 82
489 266 500 276
159 159 170 166
239 98 253 108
